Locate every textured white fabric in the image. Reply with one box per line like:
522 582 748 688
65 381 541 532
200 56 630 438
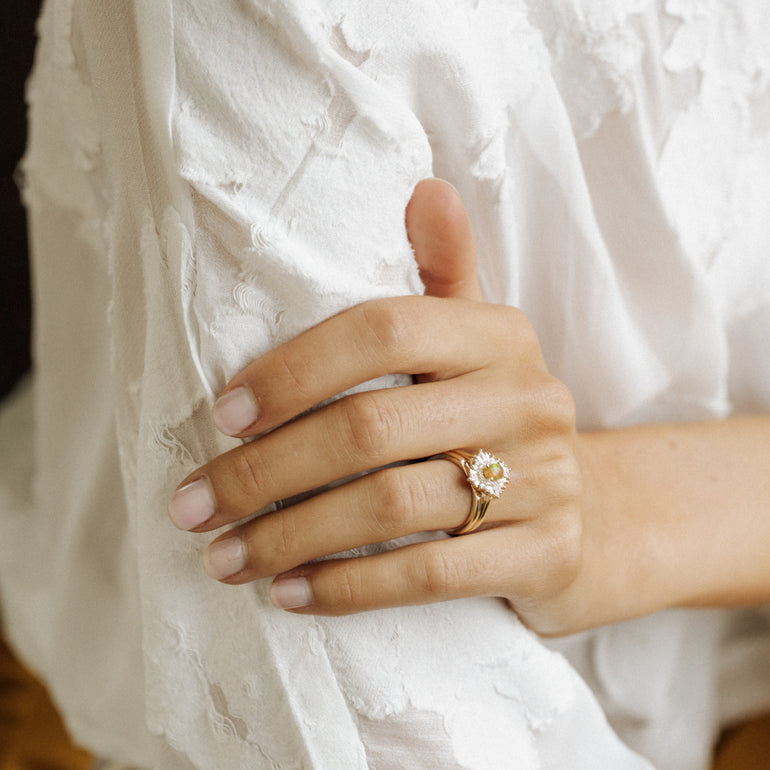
2 0 770 768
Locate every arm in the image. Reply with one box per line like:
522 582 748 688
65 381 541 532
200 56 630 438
572 417 770 628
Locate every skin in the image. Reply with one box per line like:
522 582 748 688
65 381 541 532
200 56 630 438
168 178 770 639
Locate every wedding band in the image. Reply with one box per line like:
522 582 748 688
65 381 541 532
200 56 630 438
434 449 510 535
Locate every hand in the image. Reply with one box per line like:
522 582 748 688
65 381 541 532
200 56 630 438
168 179 585 636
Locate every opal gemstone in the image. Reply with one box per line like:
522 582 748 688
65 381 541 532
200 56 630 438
483 463 505 481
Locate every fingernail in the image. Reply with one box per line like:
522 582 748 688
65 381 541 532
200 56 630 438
203 536 246 580
168 478 216 530
270 576 313 610
212 386 259 435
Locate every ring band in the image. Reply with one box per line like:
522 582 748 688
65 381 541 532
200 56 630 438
434 449 510 535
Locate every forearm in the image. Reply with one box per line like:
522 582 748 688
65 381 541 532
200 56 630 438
578 416 770 627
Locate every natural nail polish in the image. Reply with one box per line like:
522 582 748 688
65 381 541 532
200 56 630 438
203 536 246 580
212 386 259 435
167 477 216 530
270 576 313 610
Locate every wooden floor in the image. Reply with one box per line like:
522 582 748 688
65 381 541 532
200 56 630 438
0 637 91 770
713 714 770 770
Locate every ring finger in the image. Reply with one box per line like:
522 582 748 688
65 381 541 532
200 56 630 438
202 458 473 584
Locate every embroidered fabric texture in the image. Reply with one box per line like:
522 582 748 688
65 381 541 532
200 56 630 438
1 1 769 769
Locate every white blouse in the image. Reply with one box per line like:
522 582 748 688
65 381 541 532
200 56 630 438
1 0 769 768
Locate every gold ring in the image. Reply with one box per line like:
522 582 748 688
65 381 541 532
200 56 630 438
434 449 510 535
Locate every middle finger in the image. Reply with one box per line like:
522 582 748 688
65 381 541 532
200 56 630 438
168 372 513 533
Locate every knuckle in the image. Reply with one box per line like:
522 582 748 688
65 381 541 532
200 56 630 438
368 470 424 534
331 562 367 612
550 453 583 505
497 305 538 347
550 515 584 583
230 449 265 498
409 546 460 600
258 514 296 576
277 348 315 400
343 392 400 460
538 513 584 591
521 378 577 439
359 299 413 360
512 522 582 605
541 377 577 430
531 448 583 509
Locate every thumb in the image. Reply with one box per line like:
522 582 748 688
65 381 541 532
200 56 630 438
405 178 484 302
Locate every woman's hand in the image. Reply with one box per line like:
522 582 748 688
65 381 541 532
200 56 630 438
167 179 589 635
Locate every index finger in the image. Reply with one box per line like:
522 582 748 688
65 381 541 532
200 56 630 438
211 296 517 437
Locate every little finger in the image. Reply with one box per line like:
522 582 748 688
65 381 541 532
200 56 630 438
267 520 581 616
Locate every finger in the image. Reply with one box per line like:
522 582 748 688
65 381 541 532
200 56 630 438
211 298 527 438
266 524 561 615
201 432 581 583
406 178 484 302
170 372 515 532
201 459 470 584
268 512 581 616
213 180 491 439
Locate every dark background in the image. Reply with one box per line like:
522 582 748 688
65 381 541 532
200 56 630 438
1 1 43 401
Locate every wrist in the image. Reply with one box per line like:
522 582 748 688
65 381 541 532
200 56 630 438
571 430 677 629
